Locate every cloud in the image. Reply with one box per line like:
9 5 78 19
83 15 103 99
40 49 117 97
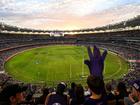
0 0 15 6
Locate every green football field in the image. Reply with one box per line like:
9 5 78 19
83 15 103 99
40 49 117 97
5 45 129 86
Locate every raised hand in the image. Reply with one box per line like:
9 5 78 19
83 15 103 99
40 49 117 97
84 46 107 78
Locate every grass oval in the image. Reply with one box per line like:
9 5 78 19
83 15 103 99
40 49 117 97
5 45 128 86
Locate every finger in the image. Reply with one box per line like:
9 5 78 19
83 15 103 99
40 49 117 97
87 46 94 60
102 50 107 61
94 45 101 59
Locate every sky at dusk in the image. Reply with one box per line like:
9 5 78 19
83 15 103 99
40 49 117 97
0 0 140 30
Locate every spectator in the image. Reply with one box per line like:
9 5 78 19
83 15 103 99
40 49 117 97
124 93 136 105
84 75 107 105
114 82 128 105
105 83 115 101
131 79 140 105
84 86 91 97
35 87 49 104
70 84 85 105
45 82 70 105
68 82 76 98
0 84 26 105
111 79 117 90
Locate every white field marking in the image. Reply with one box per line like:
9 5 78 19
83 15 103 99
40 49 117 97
104 64 106 74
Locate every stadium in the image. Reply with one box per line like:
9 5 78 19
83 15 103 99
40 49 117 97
0 0 140 105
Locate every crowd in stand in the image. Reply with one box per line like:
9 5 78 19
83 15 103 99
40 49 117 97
0 73 140 105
